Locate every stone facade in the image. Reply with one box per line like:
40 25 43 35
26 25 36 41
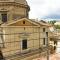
0 0 30 24
0 0 53 60
0 18 51 58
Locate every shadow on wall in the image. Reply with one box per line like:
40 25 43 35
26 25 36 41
0 48 5 60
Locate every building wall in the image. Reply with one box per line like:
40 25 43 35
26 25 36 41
1 27 39 57
40 26 50 46
0 4 29 24
1 25 50 57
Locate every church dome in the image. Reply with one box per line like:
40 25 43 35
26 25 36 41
0 0 30 11
0 0 28 5
14 0 28 5
0 0 30 23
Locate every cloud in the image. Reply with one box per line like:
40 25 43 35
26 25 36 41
26 0 60 20
42 9 60 20
43 14 60 19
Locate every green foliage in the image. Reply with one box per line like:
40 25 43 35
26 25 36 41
55 25 60 29
48 20 60 29
48 20 56 25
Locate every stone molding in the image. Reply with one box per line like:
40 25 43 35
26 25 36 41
0 2 30 11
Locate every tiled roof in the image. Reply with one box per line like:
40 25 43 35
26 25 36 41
1 18 52 27
29 19 52 27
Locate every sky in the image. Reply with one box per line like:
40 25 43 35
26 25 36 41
26 0 60 21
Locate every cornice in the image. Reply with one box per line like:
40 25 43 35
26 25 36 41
0 2 30 11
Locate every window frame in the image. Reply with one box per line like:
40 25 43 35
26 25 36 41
22 39 27 50
43 28 45 32
1 13 7 22
43 38 46 45
23 21 25 24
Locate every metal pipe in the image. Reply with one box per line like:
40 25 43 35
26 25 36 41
46 32 49 60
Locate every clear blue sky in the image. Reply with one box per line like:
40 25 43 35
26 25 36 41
26 0 60 20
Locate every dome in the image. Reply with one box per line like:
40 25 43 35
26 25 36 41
0 0 28 5
14 0 28 5
0 0 30 23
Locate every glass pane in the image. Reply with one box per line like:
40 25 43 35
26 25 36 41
22 39 27 50
2 14 7 22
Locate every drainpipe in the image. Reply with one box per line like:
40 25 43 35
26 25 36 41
46 32 49 60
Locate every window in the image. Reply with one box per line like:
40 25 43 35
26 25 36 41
23 21 25 24
1 14 7 22
54 41 57 45
43 28 45 32
43 38 45 45
22 39 27 50
46 32 48 37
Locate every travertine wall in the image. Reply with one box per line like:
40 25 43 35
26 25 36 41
0 5 28 23
2 27 40 57
0 1 29 24
1 26 50 57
